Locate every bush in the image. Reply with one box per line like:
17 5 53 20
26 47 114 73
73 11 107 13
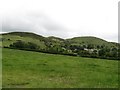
9 40 39 50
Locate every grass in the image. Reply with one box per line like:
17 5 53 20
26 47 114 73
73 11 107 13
0 48 2 89
2 48 118 88
67 36 116 48
1 32 117 49
1 34 46 49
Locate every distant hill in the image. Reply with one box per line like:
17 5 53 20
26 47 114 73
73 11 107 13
1 32 46 49
1 31 117 48
0 32 119 60
67 36 116 48
2 32 45 40
48 36 65 42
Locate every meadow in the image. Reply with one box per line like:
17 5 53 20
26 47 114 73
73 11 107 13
2 48 118 88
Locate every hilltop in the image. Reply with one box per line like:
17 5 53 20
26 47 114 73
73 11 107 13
67 36 116 48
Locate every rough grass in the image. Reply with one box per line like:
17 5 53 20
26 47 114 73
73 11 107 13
1 32 117 49
0 48 2 89
2 48 118 88
67 36 116 48
1 34 46 49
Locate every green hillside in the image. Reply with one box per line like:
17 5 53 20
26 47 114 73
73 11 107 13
1 32 47 49
67 36 116 48
0 32 119 60
2 48 118 88
0 32 117 48
1 32 65 48
48 36 65 42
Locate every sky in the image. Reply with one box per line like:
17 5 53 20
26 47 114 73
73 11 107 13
0 0 119 42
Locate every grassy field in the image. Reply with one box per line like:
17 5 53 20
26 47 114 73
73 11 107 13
2 48 118 88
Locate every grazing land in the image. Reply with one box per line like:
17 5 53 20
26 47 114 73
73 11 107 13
2 48 118 88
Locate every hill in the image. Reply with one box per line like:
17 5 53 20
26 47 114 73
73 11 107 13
1 32 47 49
0 32 119 60
67 36 116 48
0 32 117 48
2 32 45 40
2 48 118 88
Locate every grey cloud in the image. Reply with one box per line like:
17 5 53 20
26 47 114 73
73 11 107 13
1 13 118 42
2 13 68 38
103 33 118 43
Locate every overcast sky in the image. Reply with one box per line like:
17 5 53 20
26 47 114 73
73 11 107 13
0 0 119 42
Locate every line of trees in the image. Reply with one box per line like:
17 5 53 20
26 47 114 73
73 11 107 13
9 40 39 50
9 40 119 60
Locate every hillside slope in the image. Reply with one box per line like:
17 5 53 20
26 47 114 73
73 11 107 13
0 32 119 60
1 32 47 49
67 36 116 48
0 32 117 48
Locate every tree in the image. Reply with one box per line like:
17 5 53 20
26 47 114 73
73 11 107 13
87 44 94 49
27 42 39 50
9 41 39 50
98 48 106 57
78 50 90 57
83 44 87 48
97 45 100 49
109 47 117 58
10 40 26 49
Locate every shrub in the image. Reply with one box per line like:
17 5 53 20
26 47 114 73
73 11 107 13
9 40 39 50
